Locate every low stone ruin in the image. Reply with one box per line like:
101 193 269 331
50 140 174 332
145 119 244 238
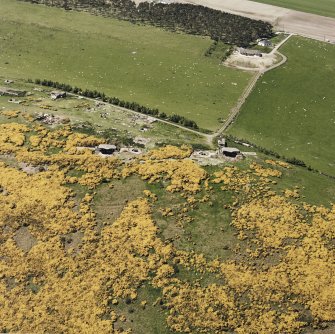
34 113 68 125
50 91 66 100
134 136 150 146
0 87 26 97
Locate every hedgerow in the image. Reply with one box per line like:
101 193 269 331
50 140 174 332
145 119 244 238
31 78 199 130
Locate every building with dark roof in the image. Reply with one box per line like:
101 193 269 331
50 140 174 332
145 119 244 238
237 48 262 57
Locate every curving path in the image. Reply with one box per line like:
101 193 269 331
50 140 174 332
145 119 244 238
66 92 207 137
66 36 292 146
207 33 292 141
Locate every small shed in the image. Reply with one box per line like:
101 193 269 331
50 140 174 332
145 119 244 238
218 138 226 148
258 39 272 47
51 91 66 100
221 147 240 158
237 48 262 57
98 144 117 155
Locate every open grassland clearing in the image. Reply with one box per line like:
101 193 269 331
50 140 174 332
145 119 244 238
0 79 210 149
251 0 335 18
229 36 335 176
0 105 335 333
0 0 252 131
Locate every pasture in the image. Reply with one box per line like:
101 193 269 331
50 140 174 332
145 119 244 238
252 0 335 18
0 0 251 131
229 36 335 176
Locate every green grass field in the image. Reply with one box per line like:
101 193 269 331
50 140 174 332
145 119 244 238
229 36 335 176
252 0 335 18
0 0 251 131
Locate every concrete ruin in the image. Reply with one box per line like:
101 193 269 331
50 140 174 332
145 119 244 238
218 138 226 148
34 113 68 125
220 147 241 158
8 98 22 104
192 150 218 158
50 91 67 100
237 48 262 57
134 136 150 146
0 87 26 97
119 147 142 155
97 144 117 155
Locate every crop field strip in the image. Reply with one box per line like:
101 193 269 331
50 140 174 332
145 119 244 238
0 0 254 131
251 0 335 18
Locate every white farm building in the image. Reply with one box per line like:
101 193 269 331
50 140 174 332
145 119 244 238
258 39 272 47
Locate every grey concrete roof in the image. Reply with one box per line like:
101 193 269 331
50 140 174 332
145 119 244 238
221 147 240 153
98 144 117 150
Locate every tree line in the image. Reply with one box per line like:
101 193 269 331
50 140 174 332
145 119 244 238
20 0 273 46
30 78 199 130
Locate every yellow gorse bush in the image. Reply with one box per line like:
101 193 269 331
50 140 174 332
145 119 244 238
0 118 334 333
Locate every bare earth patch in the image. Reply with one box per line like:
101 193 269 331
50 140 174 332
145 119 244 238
14 226 37 252
224 51 282 71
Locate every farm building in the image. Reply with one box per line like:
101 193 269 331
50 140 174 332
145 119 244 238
220 147 241 158
97 144 117 155
50 91 66 100
237 48 262 57
258 39 272 47
0 87 26 97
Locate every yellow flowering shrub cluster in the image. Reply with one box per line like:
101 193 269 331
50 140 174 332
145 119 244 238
29 125 73 151
0 163 84 238
0 197 158 333
232 195 306 248
0 110 20 118
212 166 254 193
122 159 207 193
162 282 237 333
0 122 121 189
265 159 291 169
250 162 282 178
0 116 334 334
284 188 300 198
0 123 29 152
64 132 106 151
145 145 192 160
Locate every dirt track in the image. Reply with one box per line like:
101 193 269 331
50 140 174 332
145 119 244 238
135 0 335 43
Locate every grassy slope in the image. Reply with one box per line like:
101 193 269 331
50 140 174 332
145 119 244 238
229 36 335 176
0 78 210 149
251 0 335 18
0 0 251 131
76 160 335 334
